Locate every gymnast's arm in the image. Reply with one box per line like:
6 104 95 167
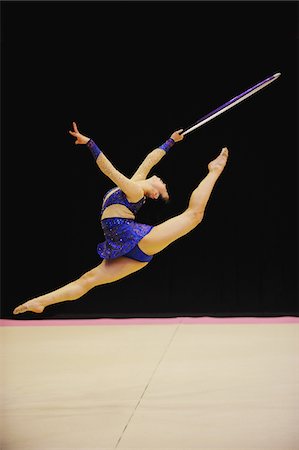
130 129 184 181
69 122 144 202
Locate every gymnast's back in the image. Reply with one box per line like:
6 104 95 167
100 188 146 221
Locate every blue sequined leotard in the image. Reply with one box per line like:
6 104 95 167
97 188 153 262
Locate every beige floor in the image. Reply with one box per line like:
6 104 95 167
1 323 298 450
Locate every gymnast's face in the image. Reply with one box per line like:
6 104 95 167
148 175 169 202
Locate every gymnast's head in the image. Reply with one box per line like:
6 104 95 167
145 175 169 202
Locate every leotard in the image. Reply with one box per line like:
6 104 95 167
97 188 153 262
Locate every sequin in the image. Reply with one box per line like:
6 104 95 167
97 189 152 260
101 189 145 216
98 218 152 259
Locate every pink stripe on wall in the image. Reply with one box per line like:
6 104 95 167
1 316 299 327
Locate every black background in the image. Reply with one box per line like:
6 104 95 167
1 1 298 319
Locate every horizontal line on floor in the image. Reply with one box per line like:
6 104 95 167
1 316 299 327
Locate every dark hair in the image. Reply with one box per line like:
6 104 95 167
158 194 170 204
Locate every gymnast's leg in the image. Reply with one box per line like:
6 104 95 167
138 147 229 256
13 148 228 315
13 257 148 314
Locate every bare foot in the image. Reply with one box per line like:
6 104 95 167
13 299 45 315
208 147 229 174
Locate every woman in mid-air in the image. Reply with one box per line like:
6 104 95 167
13 122 229 315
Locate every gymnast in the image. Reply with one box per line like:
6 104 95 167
13 122 228 315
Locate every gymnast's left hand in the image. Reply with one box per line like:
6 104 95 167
68 122 90 145
171 129 184 142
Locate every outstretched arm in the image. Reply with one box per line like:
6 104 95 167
69 122 144 202
130 130 184 181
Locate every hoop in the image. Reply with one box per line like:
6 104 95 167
182 73 281 136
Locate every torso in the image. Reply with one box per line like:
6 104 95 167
100 188 145 221
101 204 135 220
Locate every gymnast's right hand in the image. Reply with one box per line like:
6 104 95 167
69 122 90 145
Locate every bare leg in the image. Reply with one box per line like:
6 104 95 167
13 148 228 315
13 257 148 315
139 147 229 255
